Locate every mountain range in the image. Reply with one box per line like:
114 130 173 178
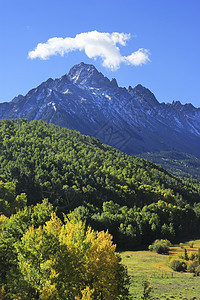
0 62 200 159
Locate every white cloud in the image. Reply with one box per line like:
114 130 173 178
28 31 150 70
123 48 150 66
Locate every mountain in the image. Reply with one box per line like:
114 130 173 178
0 62 200 158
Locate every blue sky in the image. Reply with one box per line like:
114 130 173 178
0 0 200 108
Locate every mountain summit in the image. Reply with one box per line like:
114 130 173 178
0 62 200 157
68 62 118 88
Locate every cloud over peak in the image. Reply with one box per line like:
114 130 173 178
28 31 150 70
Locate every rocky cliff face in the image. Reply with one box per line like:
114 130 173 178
1 62 200 157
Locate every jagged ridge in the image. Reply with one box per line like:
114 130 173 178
0 62 200 158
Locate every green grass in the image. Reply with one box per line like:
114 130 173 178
120 240 200 299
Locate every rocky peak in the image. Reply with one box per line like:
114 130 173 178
110 78 118 88
129 84 159 107
11 94 24 103
67 62 114 88
172 100 182 107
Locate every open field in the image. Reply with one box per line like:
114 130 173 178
120 240 200 299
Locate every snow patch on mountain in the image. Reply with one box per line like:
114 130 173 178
0 62 199 158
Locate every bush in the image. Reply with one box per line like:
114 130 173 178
195 265 200 276
141 279 154 300
184 248 189 260
179 242 184 249
198 248 200 265
149 239 171 254
187 260 198 273
148 245 153 251
189 241 194 248
189 252 196 261
169 258 187 272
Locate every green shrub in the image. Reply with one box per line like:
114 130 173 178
169 258 187 272
198 248 200 265
187 260 198 273
189 252 196 261
195 265 200 276
149 239 171 254
179 242 184 249
184 248 189 260
189 241 194 248
148 245 153 251
141 279 154 300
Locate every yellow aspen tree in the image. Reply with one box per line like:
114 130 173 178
16 211 130 299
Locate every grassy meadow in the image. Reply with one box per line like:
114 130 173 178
120 240 200 299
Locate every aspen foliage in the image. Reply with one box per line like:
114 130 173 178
16 211 130 299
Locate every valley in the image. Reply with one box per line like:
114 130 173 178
121 240 200 299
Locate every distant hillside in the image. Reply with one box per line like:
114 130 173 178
140 151 200 181
1 119 200 248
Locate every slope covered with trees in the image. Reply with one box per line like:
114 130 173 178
0 118 200 249
140 151 200 181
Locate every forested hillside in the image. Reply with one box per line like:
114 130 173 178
0 118 200 249
140 151 200 181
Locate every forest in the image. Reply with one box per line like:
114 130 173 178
0 118 200 298
140 151 200 181
0 119 200 247
0 199 131 299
